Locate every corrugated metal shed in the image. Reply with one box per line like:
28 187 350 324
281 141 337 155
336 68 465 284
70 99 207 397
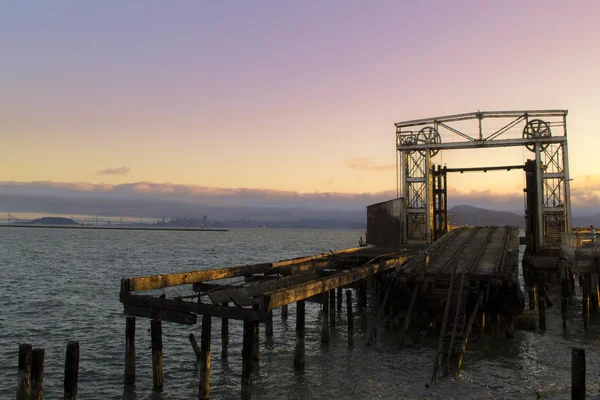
366 198 405 246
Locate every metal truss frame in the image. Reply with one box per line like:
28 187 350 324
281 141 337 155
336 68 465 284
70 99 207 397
395 110 571 249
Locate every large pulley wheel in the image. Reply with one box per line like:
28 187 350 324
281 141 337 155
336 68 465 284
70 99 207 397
523 119 551 152
417 126 441 156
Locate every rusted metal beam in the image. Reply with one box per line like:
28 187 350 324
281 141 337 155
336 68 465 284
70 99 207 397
121 294 270 322
260 256 409 311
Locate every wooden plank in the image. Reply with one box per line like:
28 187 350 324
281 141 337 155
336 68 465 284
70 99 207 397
123 304 197 325
261 256 409 310
208 273 320 305
122 247 364 292
121 294 270 322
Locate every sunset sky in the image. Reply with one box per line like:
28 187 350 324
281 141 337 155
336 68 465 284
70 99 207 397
2 1 600 217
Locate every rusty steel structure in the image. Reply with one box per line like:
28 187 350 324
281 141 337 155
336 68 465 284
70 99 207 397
395 110 571 250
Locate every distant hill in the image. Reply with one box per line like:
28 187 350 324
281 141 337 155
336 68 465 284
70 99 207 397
573 213 600 228
449 205 524 228
28 217 78 225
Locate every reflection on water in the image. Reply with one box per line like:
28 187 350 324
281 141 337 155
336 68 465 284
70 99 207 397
0 227 599 399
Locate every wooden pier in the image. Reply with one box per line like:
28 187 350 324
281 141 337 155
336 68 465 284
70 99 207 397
118 225 526 398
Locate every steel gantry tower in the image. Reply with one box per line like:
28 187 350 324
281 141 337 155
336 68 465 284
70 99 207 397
395 110 571 251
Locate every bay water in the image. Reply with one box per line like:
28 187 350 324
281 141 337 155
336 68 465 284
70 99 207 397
0 227 598 399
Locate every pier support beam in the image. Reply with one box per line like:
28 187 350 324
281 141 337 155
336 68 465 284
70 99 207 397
528 286 536 311
321 292 330 343
242 320 256 400
505 315 514 339
252 305 260 365
281 304 288 321
199 315 211 400
561 274 570 329
572 347 586 400
582 275 590 329
16 343 32 400
346 290 354 347
124 316 136 384
64 342 79 400
221 303 229 358
591 273 598 312
537 278 546 331
151 319 163 390
329 290 336 326
265 311 273 338
31 348 44 400
337 287 343 312
294 301 305 369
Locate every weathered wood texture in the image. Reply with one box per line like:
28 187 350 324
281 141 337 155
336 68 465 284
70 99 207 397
64 342 79 400
262 256 408 310
16 343 32 400
122 294 269 322
346 290 354 347
30 348 44 400
572 347 585 400
151 320 163 390
294 301 306 369
122 248 362 292
242 320 256 400
199 315 211 400
321 293 330 343
124 316 136 385
221 302 229 357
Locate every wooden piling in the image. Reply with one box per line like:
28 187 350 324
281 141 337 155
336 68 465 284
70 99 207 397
571 347 585 400
561 277 570 329
346 290 354 347
337 287 343 311
582 274 590 329
543 286 554 307
591 272 598 312
199 315 211 400
124 316 136 384
265 311 273 337
537 278 546 330
64 341 79 400
252 305 260 365
528 286 536 311
505 315 514 339
189 334 202 359
281 304 288 321
151 319 163 390
321 292 330 343
294 301 305 369
241 320 256 400
221 302 229 357
359 283 367 310
16 343 32 400
329 290 336 326
30 348 44 400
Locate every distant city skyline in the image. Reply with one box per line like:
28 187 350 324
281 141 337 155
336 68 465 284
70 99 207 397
2 2 599 213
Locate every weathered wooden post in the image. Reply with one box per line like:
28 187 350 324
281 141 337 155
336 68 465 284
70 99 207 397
321 292 330 343
252 305 260 365
346 290 354 347
294 301 305 369
582 275 590 329
337 287 343 312
281 304 288 321
591 272 598 312
561 270 570 329
538 280 546 331
221 302 229 357
189 334 202 359
30 348 44 400
265 311 273 337
359 283 367 310
151 319 163 390
543 286 554 307
505 315 514 339
64 341 79 400
16 343 32 400
124 316 136 384
572 347 585 400
528 286 536 311
241 319 256 400
199 315 211 400
329 290 336 326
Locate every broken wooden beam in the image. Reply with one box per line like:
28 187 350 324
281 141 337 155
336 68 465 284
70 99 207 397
260 256 409 311
121 294 270 322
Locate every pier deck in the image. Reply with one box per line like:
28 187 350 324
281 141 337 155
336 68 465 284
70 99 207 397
118 225 523 398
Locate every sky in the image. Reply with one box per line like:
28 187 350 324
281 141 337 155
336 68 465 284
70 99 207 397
1 1 600 218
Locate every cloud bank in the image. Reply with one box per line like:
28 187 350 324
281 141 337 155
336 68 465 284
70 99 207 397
96 167 131 176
